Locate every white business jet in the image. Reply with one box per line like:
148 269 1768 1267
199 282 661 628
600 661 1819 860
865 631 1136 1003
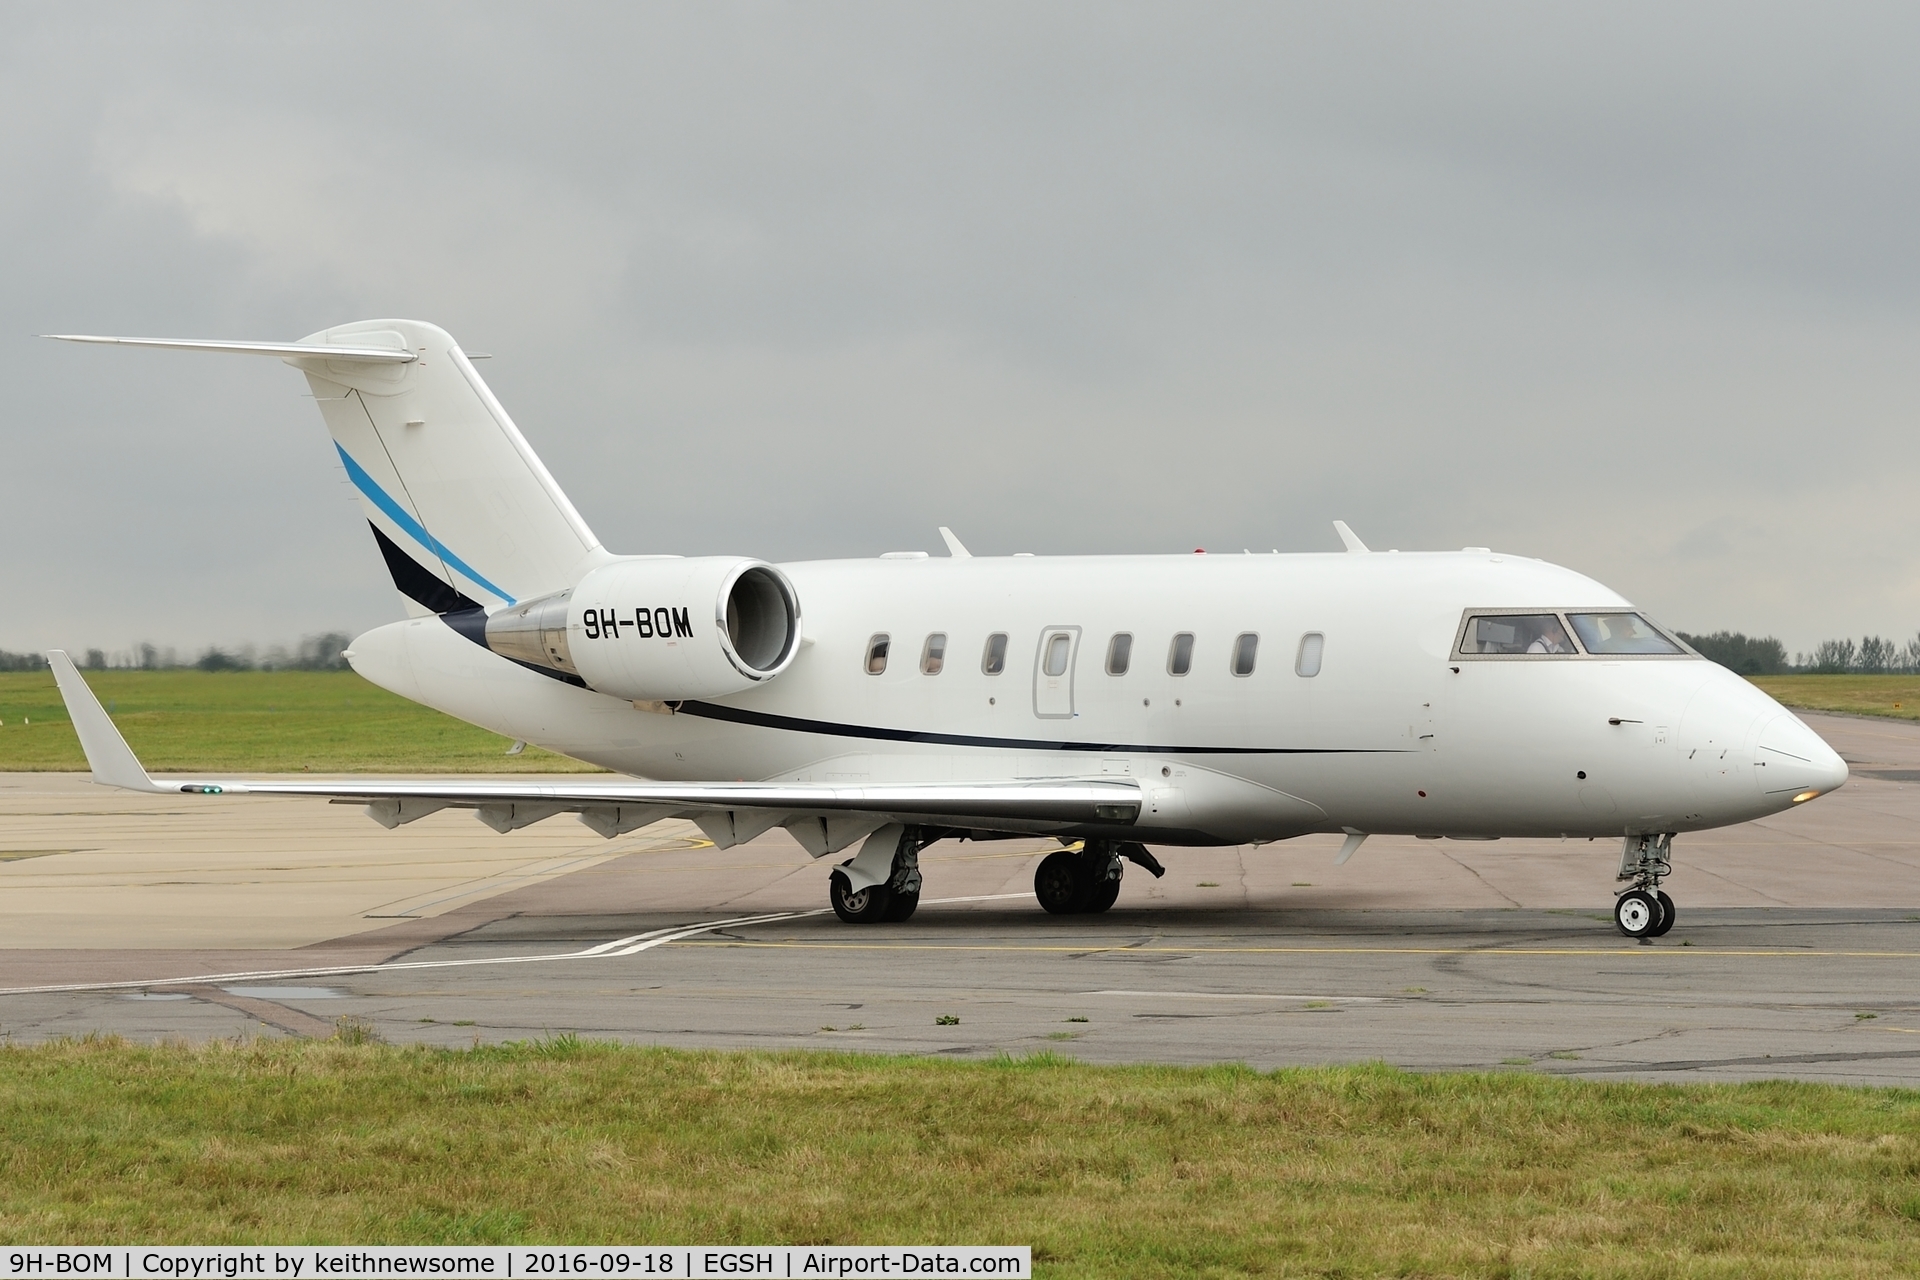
45 320 1847 938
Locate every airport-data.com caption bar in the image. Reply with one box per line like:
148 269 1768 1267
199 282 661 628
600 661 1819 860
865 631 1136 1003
1 1250 1030 1280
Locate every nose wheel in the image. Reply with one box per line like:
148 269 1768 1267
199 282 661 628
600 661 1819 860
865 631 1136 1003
1614 835 1677 938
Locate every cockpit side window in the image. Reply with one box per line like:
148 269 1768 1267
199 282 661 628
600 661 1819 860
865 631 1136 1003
1457 613 1578 657
1568 612 1683 655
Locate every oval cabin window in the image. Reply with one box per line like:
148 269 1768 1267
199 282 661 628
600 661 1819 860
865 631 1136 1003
1107 633 1132 675
1231 632 1258 676
865 633 890 675
1168 632 1195 676
1044 632 1072 677
921 633 947 675
981 633 1008 675
1296 632 1324 677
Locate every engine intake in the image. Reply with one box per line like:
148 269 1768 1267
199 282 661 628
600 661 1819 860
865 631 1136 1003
484 556 801 701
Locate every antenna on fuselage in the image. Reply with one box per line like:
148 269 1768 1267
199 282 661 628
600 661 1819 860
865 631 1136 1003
1332 520 1370 553
938 527 972 558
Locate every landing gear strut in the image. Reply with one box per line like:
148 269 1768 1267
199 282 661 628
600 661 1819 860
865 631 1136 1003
830 826 932 924
1614 833 1676 939
1034 840 1164 915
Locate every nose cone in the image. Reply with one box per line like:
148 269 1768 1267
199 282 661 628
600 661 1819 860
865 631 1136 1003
1754 712 1849 802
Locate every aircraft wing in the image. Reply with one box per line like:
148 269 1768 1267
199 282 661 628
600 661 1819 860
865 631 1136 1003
46 652 1141 844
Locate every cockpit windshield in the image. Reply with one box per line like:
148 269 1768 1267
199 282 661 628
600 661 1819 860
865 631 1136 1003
1567 612 1682 655
1459 613 1577 656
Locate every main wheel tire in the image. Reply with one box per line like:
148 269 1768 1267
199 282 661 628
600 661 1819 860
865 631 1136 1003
1035 850 1092 914
1084 875 1121 913
1614 889 1660 938
1649 890 1676 937
883 887 920 923
830 868 894 924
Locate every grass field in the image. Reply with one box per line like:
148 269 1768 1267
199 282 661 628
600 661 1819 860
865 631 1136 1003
0 670 603 772
0 1040 1916 1273
1751 674 1920 721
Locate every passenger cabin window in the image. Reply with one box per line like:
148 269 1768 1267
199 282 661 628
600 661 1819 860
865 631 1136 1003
1296 632 1323 677
981 632 1008 675
1106 633 1133 675
1043 632 1072 677
1231 633 1258 676
865 633 890 675
921 632 947 675
1168 632 1195 676
1568 612 1683 655
1459 613 1577 656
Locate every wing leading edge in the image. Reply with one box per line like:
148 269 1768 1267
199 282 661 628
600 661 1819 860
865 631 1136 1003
45 652 1142 849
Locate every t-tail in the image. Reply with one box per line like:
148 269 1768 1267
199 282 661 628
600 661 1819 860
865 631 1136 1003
48 321 608 614
46 322 802 703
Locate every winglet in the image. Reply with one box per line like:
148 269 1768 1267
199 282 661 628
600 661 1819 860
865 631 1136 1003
937 527 972 558
46 651 166 792
1332 520 1370 554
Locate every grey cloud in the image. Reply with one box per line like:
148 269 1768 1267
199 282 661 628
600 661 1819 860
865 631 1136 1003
3 2 1917 656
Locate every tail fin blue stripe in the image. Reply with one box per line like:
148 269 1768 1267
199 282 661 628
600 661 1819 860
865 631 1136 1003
334 443 516 606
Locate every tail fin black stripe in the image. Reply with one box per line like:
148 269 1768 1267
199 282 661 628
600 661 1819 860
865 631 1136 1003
370 523 482 615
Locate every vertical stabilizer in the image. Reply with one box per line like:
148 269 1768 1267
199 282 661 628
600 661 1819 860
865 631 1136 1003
285 320 605 612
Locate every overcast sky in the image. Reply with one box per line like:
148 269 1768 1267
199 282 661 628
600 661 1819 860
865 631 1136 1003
4 2 1918 658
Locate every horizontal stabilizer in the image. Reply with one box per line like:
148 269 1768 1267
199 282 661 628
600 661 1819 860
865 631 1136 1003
43 334 415 363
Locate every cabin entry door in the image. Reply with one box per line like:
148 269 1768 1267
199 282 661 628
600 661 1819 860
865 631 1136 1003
1032 626 1081 720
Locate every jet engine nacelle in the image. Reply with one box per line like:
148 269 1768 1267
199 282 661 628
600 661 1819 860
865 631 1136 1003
485 556 801 701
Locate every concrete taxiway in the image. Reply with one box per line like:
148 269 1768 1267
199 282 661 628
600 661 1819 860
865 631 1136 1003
3 711 1918 1085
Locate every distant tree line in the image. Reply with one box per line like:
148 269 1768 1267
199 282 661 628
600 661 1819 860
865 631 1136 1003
0 633 354 673
1677 630 1920 675
1792 634 1920 675
1675 631 1790 676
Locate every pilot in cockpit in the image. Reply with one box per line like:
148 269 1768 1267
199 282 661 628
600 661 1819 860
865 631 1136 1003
1527 617 1574 654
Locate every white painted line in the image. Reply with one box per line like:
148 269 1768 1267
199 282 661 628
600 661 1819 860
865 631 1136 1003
1086 989 1387 1004
0 890 1026 999
0 908 823 997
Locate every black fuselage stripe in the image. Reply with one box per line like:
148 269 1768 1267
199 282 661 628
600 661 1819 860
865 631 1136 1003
673 700 1405 755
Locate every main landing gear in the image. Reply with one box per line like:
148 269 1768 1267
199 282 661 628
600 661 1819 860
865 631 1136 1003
829 825 934 924
1614 833 1677 940
829 831 1171 923
1034 840 1166 915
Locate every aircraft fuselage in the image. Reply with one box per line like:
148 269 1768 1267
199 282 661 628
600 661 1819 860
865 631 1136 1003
345 547 1843 847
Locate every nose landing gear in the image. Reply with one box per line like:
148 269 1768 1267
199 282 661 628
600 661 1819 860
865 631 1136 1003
1614 834 1676 939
